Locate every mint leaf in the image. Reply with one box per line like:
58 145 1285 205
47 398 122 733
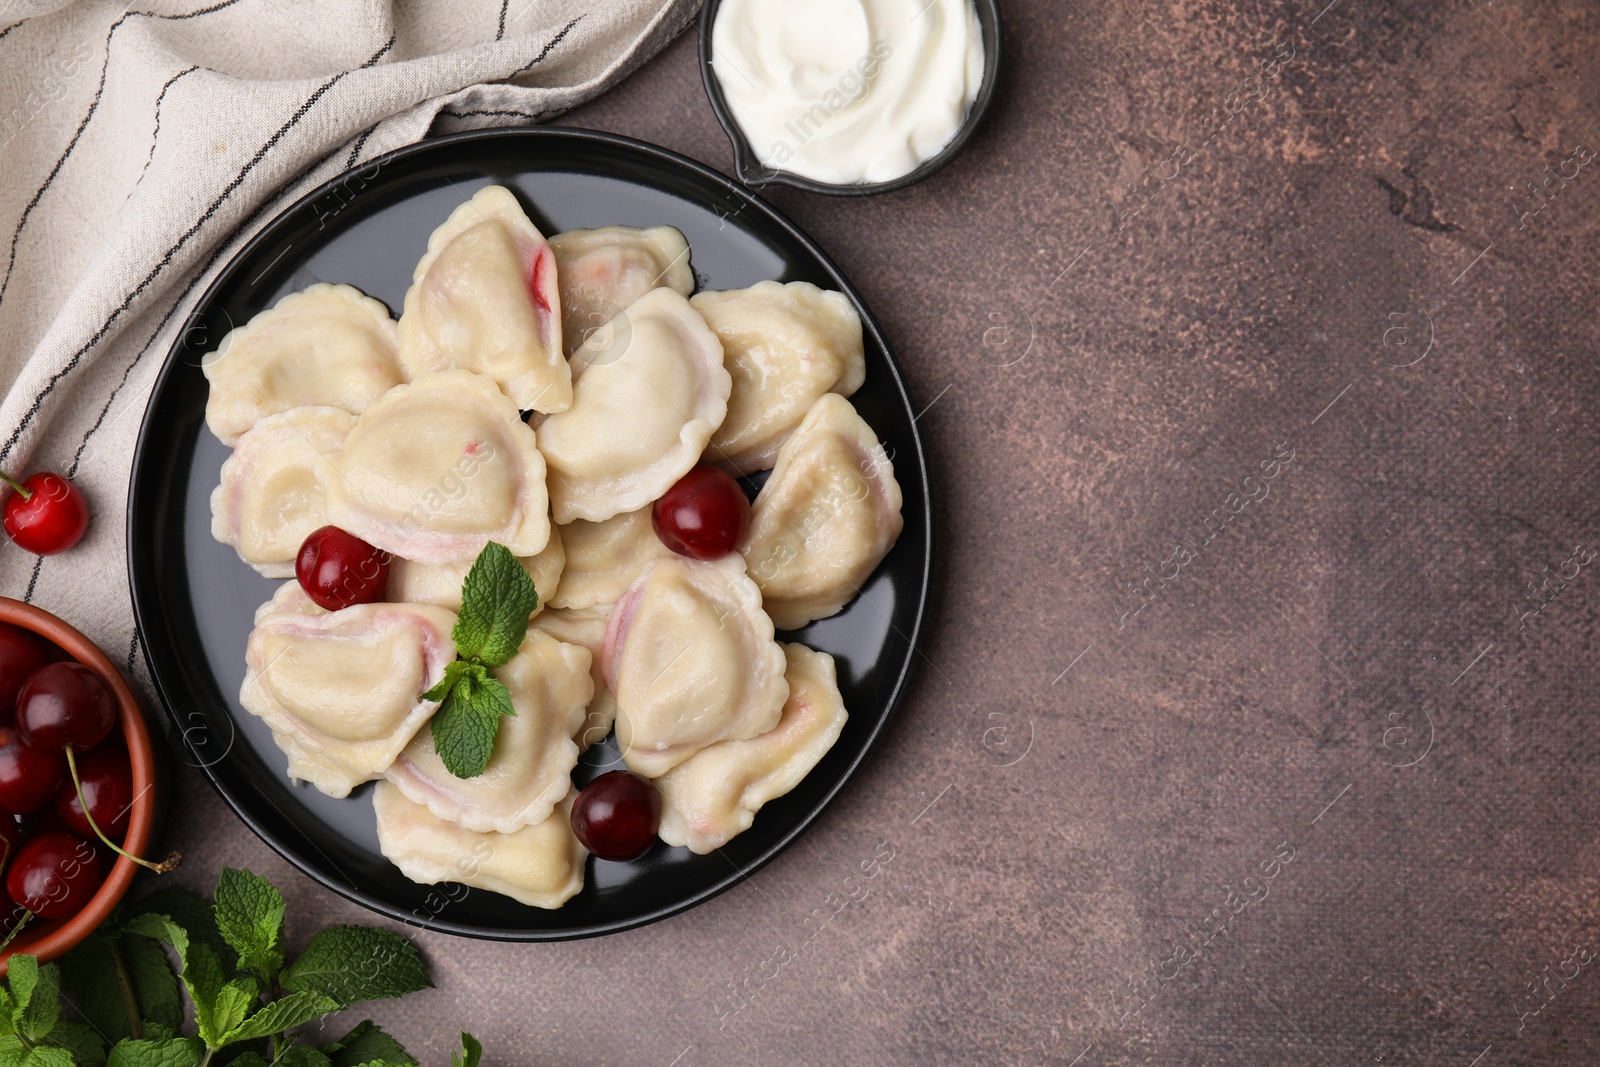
200 977 257 1048
223 1056 270 1067
0 988 13 1038
454 542 537 666
107 1038 205 1067
218 991 336 1044
21 1049 72 1067
45 1020 107 1066
0 1036 24 1067
422 660 471 704
213 869 285 980
126 892 230 965
273 1046 332 1067
325 1022 413 1067
60 933 131 1043
429 665 514 779
122 934 184 1034
451 1033 482 1067
7 957 38 1022
281 927 431 1007
15 961 58 1043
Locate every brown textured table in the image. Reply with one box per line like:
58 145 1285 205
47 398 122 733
162 4 1600 1064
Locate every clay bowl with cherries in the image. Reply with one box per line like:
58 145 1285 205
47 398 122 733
0 597 160 973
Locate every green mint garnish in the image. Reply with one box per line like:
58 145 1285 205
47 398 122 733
422 542 538 779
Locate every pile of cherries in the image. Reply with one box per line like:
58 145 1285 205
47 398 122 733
293 465 754 864
0 622 168 938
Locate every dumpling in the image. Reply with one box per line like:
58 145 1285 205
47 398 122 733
740 394 903 630
384 631 589 833
531 606 618 752
203 283 402 446
375 783 585 909
535 288 729 523
658 643 847 854
240 600 457 798
602 555 787 777
396 185 568 413
549 506 673 611
549 225 694 355
388 521 564 615
323 370 550 563
211 407 355 577
691 281 865 473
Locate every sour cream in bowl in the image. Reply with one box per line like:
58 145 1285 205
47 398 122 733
702 0 998 194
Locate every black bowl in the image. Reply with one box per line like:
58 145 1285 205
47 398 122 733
697 0 1003 196
127 127 933 940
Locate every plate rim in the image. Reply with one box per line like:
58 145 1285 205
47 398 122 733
126 124 934 941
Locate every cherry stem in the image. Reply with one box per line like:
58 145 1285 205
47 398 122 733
0 471 30 501
65 747 181 874
0 911 31 955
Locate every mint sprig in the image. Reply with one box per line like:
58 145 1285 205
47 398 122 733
423 541 538 779
5 867 472 1067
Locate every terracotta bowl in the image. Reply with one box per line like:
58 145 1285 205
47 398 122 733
0 597 158 972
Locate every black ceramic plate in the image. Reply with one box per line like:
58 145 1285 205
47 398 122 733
127 128 931 940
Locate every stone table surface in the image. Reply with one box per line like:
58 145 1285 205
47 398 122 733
158 3 1600 1064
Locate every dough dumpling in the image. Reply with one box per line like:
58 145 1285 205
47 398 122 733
549 506 673 611
549 225 694 355
536 288 729 523
388 522 564 615
384 631 590 833
211 407 354 577
323 370 550 564
658 643 847 854
240 600 457 798
602 556 787 777
397 185 568 413
531 606 618 752
203 283 402 447
741 394 903 630
375 783 586 909
691 281 865 474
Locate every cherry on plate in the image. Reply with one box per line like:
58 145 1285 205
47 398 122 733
54 745 132 841
0 623 52 725
296 526 392 611
0 728 66 814
652 467 751 561
1 471 90 556
16 662 117 750
571 770 661 861
6 831 101 919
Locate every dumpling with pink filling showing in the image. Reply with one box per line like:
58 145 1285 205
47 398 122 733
602 555 788 778
549 224 694 355
397 184 568 413
240 598 457 798
323 369 550 564
535 287 730 524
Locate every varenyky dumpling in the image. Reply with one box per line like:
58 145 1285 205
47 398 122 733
397 185 568 413
388 521 564 615
549 506 673 611
741 394 903 630
203 283 403 447
691 281 865 474
240 599 457 798
658 643 847 854
603 555 787 777
323 369 550 564
530 605 618 752
374 783 586 910
536 287 730 524
549 225 694 355
211 406 354 577
385 630 589 833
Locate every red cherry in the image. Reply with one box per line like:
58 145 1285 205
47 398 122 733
651 467 751 561
54 746 131 841
16 662 116 750
570 770 661 861
0 624 52 727
6 831 101 919
1 472 89 555
0 729 65 814
296 526 391 611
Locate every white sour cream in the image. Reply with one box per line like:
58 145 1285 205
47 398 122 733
711 0 984 186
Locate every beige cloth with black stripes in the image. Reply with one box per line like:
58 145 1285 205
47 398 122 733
0 0 698 669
